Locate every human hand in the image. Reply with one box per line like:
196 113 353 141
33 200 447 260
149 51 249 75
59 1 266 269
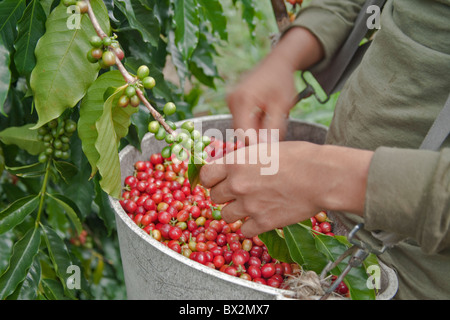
227 27 324 143
199 141 373 238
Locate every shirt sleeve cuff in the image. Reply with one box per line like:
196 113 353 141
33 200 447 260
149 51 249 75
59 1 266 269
364 146 450 254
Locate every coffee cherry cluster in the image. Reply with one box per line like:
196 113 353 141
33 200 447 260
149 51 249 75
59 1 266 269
115 65 156 110
310 211 334 236
146 102 212 164
86 35 124 69
120 143 350 296
37 119 77 163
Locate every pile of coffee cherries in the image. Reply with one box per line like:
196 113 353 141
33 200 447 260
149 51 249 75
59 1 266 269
119 138 347 295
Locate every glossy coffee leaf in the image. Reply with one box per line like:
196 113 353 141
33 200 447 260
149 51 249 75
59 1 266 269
95 85 137 198
0 195 40 235
0 0 26 52
47 193 83 235
0 37 10 115
30 0 110 128
0 226 41 299
283 223 328 273
174 0 199 60
259 229 294 264
13 0 47 79
314 233 376 300
78 70 127 176
42 224 77 299
0 124 46 156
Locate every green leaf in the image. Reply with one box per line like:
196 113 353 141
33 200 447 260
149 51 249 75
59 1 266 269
0 124 46 155
61 137 95 220
239 0 258 38
0 226 41 300
13 0 47 79
115 0 160 47
188 152 203 190
0 0 26 52
283 223 329 273
94 85 137 198
314 234 376 300
78 70 127 177
189 31 219 89
0 195 40 235
29 0 110 128
42 224 77 299
174 0 199 60
41 278 68 300
94 176 116 235
259 229 294 264
0 36 11 115
9 257 41 300
53 160 78 183
46 193 83 235
167 29 188 88
197 0 227 41
5 162 45 177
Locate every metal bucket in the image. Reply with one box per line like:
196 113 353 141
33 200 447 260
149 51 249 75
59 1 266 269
109 115 398 300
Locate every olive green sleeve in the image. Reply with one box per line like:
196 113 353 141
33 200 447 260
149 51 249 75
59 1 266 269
287 0 366 72
364 147 450 254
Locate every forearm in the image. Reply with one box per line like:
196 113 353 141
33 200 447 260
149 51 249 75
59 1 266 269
294 143 374 216
265 27 324 72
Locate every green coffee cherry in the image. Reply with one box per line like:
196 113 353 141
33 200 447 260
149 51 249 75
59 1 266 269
155 126 167 141
102 37 112 47
191 130 201 141
201 136 211 146
176 132 190 145
63 0 77 6
125 86 136 98
137 65 150 80
38 153 48 163
165 134 175 144
64 120 77 134
48 119 58 129
129 95 140 107
142 76 156 89
53 139 63 150
90 35 103 48
194 141 205 152
118 95 130 108
166 121 177 130
181 120 194 133
38 127 48 136
161 146 172 159
163 102 176 116
61 136 70 144
148 121 160 134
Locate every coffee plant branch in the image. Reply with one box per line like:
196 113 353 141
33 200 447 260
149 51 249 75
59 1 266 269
85 0 175 135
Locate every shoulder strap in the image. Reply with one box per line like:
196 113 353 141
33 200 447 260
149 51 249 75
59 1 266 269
420 93 450 151
296 0 387 104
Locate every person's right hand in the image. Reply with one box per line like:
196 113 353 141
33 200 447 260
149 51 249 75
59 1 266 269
226 27 324 143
